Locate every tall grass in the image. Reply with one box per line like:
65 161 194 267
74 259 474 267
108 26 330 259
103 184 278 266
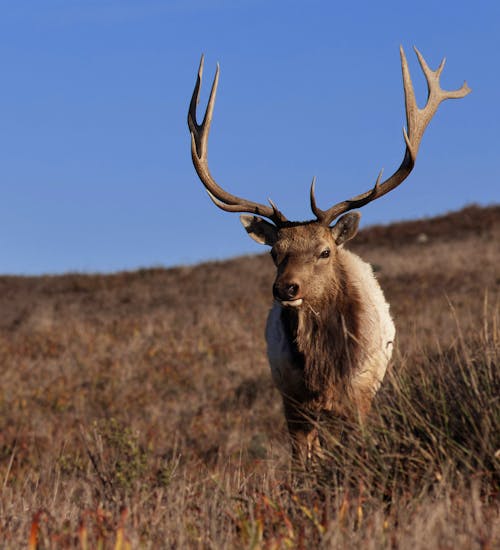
0 312 496 548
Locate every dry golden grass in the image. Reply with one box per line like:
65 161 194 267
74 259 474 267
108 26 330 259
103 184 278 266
0 204 498 548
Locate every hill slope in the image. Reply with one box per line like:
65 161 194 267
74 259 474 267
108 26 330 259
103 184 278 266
0 204 498 547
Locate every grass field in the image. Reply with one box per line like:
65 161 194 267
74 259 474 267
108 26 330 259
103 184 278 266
0 204 498 548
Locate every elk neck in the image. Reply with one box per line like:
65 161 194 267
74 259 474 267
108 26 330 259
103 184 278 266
279 259 364 402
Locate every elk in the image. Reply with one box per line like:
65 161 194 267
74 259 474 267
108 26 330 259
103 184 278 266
188 47 470 466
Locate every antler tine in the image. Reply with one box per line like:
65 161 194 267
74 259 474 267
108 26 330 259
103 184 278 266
188 55 287 225
314 46 471 226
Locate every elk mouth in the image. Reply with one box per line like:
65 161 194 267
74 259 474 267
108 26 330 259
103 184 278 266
278 298 303 308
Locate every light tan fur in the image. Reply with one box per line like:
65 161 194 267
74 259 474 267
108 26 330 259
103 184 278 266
261 222 395 465
266 248 394 407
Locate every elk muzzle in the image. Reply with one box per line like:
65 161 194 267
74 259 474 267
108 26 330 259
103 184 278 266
273 280 303 307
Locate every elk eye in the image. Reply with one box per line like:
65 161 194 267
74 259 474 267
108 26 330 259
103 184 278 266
319 249 330 259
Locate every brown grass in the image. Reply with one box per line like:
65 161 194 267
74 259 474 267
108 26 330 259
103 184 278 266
0 204 498 548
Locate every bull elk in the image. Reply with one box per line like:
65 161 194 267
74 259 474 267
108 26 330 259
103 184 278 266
188 47 470 466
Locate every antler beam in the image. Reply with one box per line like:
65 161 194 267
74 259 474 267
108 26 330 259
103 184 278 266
188 55 287 225
311 46 471 226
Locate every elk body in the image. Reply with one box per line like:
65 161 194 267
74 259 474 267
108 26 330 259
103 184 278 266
188 47 470 466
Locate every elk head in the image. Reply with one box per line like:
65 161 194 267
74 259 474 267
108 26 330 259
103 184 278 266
188 48 470 308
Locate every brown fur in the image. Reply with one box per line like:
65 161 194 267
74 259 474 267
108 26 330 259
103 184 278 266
259 218 394 467
281 263 364 408
277 258 367 465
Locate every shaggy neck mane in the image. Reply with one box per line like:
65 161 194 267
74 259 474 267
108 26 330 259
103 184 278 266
280 263 364 405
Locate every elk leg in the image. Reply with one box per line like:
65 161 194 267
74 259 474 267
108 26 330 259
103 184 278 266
282 397 321 468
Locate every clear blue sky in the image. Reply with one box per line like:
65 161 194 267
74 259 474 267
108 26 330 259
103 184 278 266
0 1 498 274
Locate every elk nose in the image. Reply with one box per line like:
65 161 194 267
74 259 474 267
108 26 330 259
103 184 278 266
274 282 300 302
286 283 299 299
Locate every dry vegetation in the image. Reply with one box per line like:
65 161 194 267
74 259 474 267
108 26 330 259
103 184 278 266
0 204 498 548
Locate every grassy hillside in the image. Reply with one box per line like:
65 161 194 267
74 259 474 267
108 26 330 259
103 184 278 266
0 204 498 548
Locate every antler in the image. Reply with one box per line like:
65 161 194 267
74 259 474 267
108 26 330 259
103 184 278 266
188 55 287 225
311 46 471 226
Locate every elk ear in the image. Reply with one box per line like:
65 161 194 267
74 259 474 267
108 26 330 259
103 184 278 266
240 215 278 246
331 212 361 245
